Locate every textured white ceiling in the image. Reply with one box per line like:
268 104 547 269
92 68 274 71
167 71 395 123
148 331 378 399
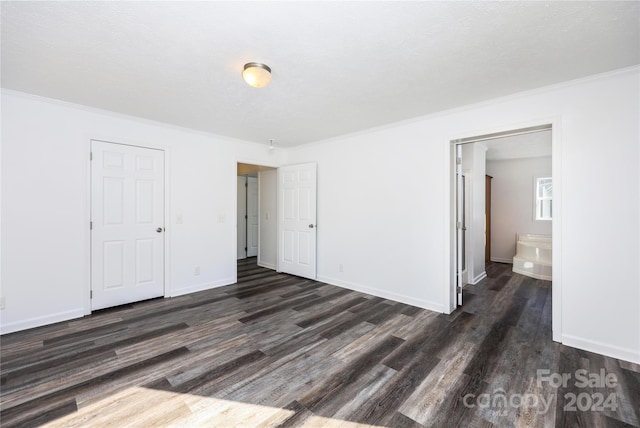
2 1 638 147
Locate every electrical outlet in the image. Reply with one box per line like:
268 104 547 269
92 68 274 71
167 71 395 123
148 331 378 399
0 296 5 310
176 214 184 224
217 214 225 223
339 264 344 272
194 266 200 276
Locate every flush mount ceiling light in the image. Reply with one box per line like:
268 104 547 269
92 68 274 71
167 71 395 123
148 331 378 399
242 62 272 88
268 139 275 151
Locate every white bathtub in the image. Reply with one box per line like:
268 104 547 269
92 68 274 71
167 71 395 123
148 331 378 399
512 234 552 281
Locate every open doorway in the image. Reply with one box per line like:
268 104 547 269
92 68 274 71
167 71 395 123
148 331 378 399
450 124 554 318
237 163 277 270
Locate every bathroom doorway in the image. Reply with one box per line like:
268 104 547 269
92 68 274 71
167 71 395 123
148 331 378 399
449 122 560 341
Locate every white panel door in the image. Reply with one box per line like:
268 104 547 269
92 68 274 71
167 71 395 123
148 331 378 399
237 176 247 260
247 177 259 257
278 163 317 279
91 141 165 310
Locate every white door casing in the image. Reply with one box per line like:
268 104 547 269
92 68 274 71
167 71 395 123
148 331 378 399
247 177 259 257
456 145 464 306
278 163 317 279
237 176 247 260
91 141 165 310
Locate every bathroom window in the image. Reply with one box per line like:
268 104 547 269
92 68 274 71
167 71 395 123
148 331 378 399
535 177 552 220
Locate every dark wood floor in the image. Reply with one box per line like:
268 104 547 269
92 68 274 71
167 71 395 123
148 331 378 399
1 259 638 427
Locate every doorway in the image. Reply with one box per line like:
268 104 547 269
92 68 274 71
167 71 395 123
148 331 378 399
237 175 258 260
450 124 557 335
235 161 319 280
237 163 277 269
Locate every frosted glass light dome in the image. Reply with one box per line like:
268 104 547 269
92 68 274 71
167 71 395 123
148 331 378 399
242 62 272 88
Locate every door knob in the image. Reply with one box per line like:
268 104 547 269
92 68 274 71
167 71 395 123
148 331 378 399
309 224 315 229
156 227 164 233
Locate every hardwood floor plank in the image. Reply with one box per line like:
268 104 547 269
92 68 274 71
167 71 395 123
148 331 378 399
349 352 440 425
296 296 368 329
298 335 404 411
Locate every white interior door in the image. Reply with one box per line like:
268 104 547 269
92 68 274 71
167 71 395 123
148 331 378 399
278 163 317 279
247 177 259 257
91 140 165 310
456 145 464 306
237 176 247 260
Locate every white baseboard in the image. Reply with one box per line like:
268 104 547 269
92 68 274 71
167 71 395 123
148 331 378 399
562 334 640 365
257 261 276 270
316 275 444 313
491 257 513 264
0 308 86 335
470 271 487 285
168 277 236 298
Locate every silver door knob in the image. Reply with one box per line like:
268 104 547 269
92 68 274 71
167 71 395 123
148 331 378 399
156 227 164 233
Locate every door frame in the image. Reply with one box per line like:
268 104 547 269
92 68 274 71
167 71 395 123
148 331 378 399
446 118 562 343
85 137 171 315
234 159 280 278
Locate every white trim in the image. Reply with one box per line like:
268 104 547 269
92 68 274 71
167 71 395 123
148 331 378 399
82 138 92 316
490 257 513 264
562 334 640 365
288 66 639 152
317 275 444 313
469 271 487 285
447 116 563 342
0 309 85 335
550 119 562 343
1 88 262 147
258 261 277 270
235 159 281 282
168 278 236 298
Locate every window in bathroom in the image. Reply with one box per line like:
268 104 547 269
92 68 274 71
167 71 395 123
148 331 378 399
535 177 552 220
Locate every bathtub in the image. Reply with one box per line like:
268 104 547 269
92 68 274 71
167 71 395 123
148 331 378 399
512 234 552 281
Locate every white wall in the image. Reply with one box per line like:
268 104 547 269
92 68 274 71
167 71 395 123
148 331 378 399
287 67 640 363
258 169 277 269
487 156 552 262
0 90 284 334
2 67 639 364
461 143 487 284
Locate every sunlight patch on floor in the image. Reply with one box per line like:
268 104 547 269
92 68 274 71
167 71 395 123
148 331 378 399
41 386 386 427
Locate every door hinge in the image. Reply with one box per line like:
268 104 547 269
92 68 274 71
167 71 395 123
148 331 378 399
90 152 93 161
457 286 462 293
245 215 248 219
456 221 462 229
244 247 248 252
90 290 93 299
245 182 248 188
90 221 93 230
456 157 462 165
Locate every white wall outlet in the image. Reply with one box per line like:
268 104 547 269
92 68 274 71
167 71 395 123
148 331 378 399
339 264 344 272
217 214 225 223
0 296 5 310
176 214 184 224
194 266 200 276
